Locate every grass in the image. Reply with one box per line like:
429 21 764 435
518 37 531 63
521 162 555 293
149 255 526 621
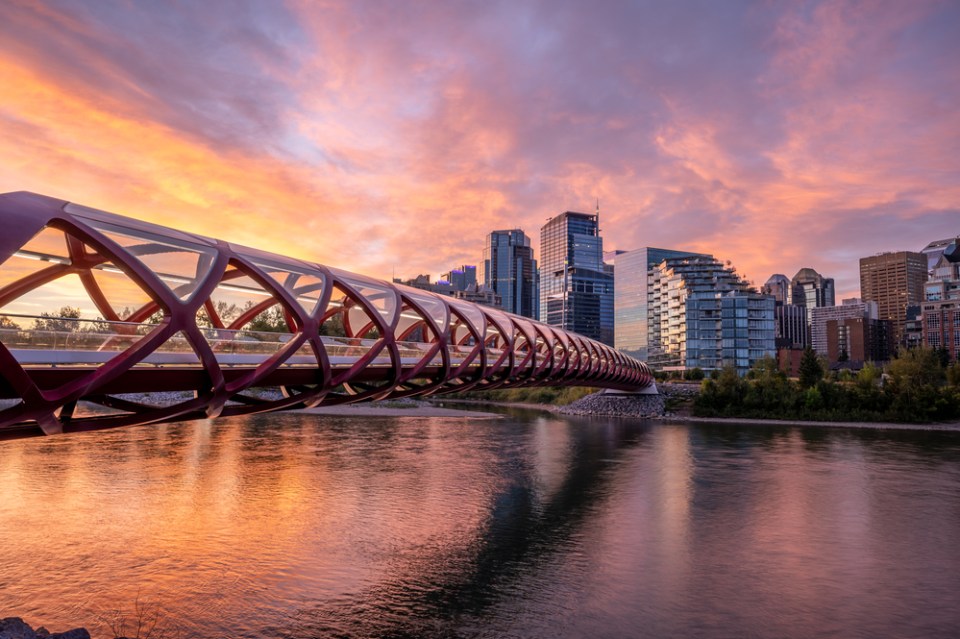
438 386 598 406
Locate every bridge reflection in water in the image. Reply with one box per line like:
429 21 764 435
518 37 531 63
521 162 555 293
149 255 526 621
0 192 652 437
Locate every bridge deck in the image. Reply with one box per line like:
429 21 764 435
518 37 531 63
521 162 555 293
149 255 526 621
0 191 652 437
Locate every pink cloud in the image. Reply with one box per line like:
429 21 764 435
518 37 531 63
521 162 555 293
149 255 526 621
0 0 957 301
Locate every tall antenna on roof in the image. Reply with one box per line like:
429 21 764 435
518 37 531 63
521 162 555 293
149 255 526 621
596 197 600 235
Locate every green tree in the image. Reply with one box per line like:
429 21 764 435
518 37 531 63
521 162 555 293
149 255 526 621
33 306 82 332
196 301 241 328
887 347 945 389
857 362 882 388
935 347 951 368
247 306 291 334
319 313 346 337
798 347 823 389
803 386 824 412
743 356 792 412
886 347 946 420
947 364 960 388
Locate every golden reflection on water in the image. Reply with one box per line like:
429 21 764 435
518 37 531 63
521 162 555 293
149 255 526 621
1 414 960 638
0 414 517 635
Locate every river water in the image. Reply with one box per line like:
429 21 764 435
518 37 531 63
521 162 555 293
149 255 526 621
1 409 959 638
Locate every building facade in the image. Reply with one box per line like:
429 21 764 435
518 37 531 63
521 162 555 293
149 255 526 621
454 285 502 309
921 237 956 274
824 316 894 365
483 229 538 319
765 272 808 349
922 238 960 361
775 303 808 348
441 265 477 292
613 247 702 360
649 254 775 375
394 274 502 310
539 211 613 345
789 267 835 313
762 274 791 304
859 251 926 346
809 298 881 358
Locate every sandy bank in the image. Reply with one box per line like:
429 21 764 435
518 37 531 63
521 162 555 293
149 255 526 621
297 403 502 419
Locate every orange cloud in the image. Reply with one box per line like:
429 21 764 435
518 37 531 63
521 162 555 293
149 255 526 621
0 0 957 303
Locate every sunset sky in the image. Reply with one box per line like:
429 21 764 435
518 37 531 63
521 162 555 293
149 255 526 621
1 0 958 298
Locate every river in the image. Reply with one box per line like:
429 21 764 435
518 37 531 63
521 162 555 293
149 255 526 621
1 409 959 638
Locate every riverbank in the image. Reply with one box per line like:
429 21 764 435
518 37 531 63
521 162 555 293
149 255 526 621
431 385 960 433
668 415 960 432
299 400 501 419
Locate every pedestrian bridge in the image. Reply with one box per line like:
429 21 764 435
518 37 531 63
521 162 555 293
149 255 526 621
0 192 653 438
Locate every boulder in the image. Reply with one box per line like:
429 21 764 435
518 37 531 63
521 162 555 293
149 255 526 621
0 619 90 639
0 618 36 639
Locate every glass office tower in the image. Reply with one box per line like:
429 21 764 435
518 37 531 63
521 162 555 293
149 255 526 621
482 229 538 319
539 211 613 345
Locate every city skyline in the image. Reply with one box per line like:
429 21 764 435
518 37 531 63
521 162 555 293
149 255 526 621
1 1 958 300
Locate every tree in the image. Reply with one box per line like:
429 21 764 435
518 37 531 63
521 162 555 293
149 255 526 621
246 306 291 334
319 313 346 337
798 346 823 389
935 346 951 369
888 347 944 390
857 362 882 388
886 347 946 420
948 364 960 388
0 316 20 329
196 301 241 328
33 306 82 332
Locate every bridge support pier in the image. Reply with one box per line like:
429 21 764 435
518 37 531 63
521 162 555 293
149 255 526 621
601 383 659 396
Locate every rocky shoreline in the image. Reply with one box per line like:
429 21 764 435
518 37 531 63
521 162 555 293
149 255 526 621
0 618 90 639
557 383 699 418
558 391 665 417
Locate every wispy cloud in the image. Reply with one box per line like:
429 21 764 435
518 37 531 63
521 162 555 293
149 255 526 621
0 0 957 297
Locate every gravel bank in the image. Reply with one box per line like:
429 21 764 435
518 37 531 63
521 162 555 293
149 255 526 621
558 391 665 417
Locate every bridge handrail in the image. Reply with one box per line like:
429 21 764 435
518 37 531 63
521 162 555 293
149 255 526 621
0 190 653 437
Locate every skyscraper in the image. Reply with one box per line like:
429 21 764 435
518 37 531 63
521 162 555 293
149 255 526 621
482 230 538 319
539 210 613 344
762 274 790 304
613 247 702 360
789 267 835 311
859 251 926 345
763 273 808 348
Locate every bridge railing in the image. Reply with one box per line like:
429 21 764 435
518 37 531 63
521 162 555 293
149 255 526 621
0 313 480 369
0 191 653 437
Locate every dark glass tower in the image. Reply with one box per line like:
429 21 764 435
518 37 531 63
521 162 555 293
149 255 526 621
789 268 836 314
482 229 538 319
539 210 613 345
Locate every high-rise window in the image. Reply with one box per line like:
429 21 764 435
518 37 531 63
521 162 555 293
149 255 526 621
483 230 538 319
539 211 613 345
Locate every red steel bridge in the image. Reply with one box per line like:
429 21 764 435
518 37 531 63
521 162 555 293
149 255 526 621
0 192 653 438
